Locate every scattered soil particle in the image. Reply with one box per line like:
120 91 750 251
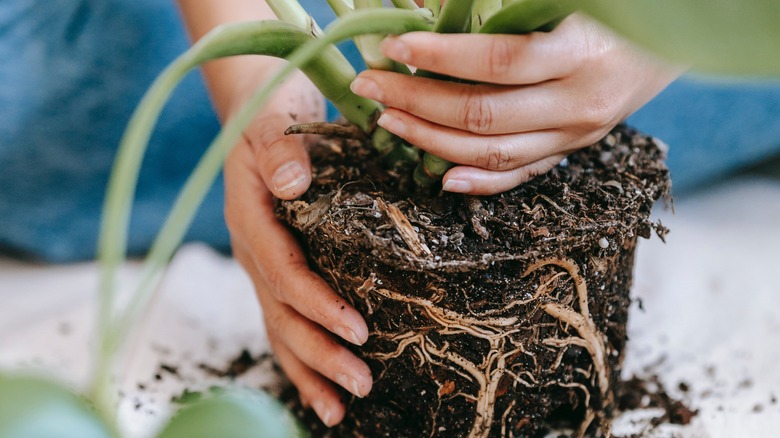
617 375 698 428
753 404 764 413
159 364 179 377
197 349 269 379
677 381 690 393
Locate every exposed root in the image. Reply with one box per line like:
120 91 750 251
367 285 527 438
577 409 598 438
284 121 367 139
524 257 614 433
466 196 491 240
377 199 432 257
362 256 613 437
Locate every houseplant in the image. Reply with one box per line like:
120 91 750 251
2 0 778 437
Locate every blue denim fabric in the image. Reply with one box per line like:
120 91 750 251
1 1 778 262
628 77 780 192
1 0 225 261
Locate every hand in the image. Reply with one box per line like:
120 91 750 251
223 71 372 426
349 13 682 195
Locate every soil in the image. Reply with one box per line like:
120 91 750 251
616 375 698 430
276 124 671 437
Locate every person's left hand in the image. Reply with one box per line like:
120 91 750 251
349 13 682 195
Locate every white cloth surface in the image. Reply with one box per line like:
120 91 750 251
1 176 779 437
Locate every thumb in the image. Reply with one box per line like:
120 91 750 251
246 112 312 200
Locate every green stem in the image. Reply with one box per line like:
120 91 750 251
327 0 354 17
391 0 419 9
471 0 502 32
425 0 441 17
433 0 475 33
265 0 320 33
479 0 577 34
354 0 413 74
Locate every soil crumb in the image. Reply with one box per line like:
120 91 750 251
197 349 270 379
616 375 698 434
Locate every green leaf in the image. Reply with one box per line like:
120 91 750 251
579 0 780 76
157 389 303 438
0 374 114 438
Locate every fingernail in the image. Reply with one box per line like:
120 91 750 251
381 36 411 63
377 112 406 136
312 400 333 426
442 179 472 193
350 77 383 101
336 373 363 398
335 325 364 346
272 161 306 194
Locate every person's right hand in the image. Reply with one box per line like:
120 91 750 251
223 70 373 427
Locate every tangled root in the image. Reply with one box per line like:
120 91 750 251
363 257 612 437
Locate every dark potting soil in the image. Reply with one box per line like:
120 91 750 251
278 374 698 437
276 124 671 437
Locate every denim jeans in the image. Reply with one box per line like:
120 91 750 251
1 1 778 262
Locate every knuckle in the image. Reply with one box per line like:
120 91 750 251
486 37 516 78
579 93 616 130
266 267 289 303
264 310 286 339
477 141 512 171
461 88 495 134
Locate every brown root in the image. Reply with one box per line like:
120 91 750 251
524 257 614 434
285 121 367 139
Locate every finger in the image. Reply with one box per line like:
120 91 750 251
241 71 325 200
376 108 576 171
442 154 567 195
262 290 372 398
224 144 369 347
239 243 371 412
379 21 587 85
232 242 346 423
272 338 346 427
352 70 588 135
250 216 369 346
244 112 312 200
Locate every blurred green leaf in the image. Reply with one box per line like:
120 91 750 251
157 388 303 438
579 0 780 76
0 374 114 438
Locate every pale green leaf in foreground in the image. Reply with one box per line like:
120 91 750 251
157 388 303 438
579 0 780 77
0 374 114 438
